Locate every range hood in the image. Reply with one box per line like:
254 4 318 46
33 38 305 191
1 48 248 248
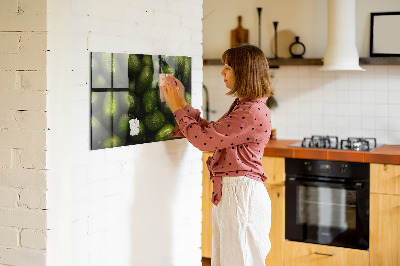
320 0 365 71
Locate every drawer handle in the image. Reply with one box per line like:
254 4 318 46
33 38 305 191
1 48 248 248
314 252 335 257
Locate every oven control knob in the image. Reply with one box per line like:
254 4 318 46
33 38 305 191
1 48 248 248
340 164 347 174
304 161 312 171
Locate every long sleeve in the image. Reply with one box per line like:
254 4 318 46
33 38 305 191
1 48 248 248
172 105 257 152
169 104 210 138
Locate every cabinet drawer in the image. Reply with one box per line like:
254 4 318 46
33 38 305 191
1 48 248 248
284 241 369 266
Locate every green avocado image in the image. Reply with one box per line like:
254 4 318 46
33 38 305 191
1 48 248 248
141 55 154 71
103 135 122 148
128 54 141 79
91 56 99 73
134 99 147 120
144 110 166 132
184 92 192 106
136 66 154 95
112 54 129 88
129 80 136 93
93 74 109 88
161 101 172 115
143 90 159 113
101 53 112 74
162 65 175 75
91 115 110 149
102 92 119 121
183 57 191 85
117 113 132 136
120 92 139 114
155 124 174 142
175 56 185 74
91 92 101 112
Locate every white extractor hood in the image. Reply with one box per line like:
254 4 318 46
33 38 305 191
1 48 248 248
320 0 365 71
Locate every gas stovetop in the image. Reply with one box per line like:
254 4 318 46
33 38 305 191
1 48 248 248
289 135 382 151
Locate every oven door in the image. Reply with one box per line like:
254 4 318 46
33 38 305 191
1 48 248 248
285 177 369 250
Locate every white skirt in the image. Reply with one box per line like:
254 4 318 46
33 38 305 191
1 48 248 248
212 176 271 266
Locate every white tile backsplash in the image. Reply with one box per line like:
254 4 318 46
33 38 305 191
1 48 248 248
203 65 400 144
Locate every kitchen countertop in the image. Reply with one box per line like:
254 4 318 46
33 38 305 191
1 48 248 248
263 139 400 165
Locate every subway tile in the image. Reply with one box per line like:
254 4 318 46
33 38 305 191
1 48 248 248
374 90 388 104
388 91 400 104
374 130 389 144
388 131 400 144
374 77 388 91
375 104 389 117
389 104 400 117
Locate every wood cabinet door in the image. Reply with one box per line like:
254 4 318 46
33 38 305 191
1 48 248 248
370 163 400 195
284 241 369 266
262 156 285 186
201 152 213 258
264 184 285 266
370 193 400 266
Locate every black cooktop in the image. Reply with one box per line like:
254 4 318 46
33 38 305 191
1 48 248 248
289 135 382 151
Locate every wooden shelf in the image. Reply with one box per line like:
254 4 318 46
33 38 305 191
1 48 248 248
359 57 400 65
203 57 400 67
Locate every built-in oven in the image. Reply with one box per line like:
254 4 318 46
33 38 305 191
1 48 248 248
285 158 370 250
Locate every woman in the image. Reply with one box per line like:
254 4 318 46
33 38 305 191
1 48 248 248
161 44 273 266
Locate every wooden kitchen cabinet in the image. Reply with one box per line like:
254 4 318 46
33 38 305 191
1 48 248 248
201 154 286 265
370 163 400 195
262 156 285 266
370 163 400 266
284 241 369 266
202 152 213 258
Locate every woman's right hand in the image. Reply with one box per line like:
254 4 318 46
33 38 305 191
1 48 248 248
168 76 187 107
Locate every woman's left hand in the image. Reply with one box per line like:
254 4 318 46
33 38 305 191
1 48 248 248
160 77 186 113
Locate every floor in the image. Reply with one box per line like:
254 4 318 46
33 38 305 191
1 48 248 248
202 257 211 266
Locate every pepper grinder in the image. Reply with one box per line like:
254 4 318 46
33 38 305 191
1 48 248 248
273 21 279 58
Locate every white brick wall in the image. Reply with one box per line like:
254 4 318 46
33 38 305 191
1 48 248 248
0 0 48 265
47 1 203 266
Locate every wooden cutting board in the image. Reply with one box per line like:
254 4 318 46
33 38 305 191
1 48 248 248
231 16 249 48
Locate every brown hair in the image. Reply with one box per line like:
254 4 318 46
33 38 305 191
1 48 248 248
221 44 273 99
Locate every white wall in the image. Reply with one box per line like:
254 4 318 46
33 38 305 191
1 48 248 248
203 0 400 145
0 0 48 265
47 0 203 266
203 0 400 58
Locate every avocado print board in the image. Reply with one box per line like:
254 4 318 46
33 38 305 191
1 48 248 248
90 52 192 150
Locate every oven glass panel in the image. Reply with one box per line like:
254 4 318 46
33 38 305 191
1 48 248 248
297 186 357 230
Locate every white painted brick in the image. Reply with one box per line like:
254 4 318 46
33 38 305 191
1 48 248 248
19 189 46 209
0 0 18 13
19 0 47 15
0 12 46 32
0 32 20 54
0 90 46 111
0 247 45 266
0 169 47 189
0 208 46 230
0 149 11 169
0 187 19 208
0 129 46 150
20 229 46 250
1 110 46 130
87 212 109 233
16 70 47 91
0 71 16 90
0 227 19 247
0 52 46 71
20 149 46 170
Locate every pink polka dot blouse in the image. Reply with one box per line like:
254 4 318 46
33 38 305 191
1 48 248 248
170 97 272 206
